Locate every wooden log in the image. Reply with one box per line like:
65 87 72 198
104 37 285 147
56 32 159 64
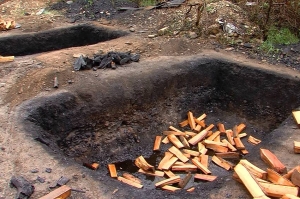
284 166 300 179
206 131 221 141
153 136 162 151
0 56 14 63
39 185 71 199
188 129 208 145
117 176 143 188
164 170 176 178
282 194 300 199
194 174 217 181
138 169 164 177
122 173 142 184
179 135 190 148
155 176 181 187
161 157 178 170
234 164 270 199
260 148 287 174
168 134 184 148
191 157 211 174
161 136 170 144
188 111 196 130
161 185 181 192
211 156 231 170
292 111 300 128
179 120 189 127
168 146 189 163
222 139 237 151
178 172 192 188
239 159 267 180
158 152 173 170
248 135 262 145
200 154 208 168
215 152 240 159
198 143 208 154
233 137 246 150
108 164 117 178
294 141 300 153
291 169 300 187
258 181 298 198
135 156 155 172
267 168 295 186
182 149 200 157
163 131 185 136
217 123 226 134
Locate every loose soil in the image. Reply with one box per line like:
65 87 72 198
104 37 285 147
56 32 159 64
1 0 300 199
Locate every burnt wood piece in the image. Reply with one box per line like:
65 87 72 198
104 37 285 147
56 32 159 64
10 176 35 199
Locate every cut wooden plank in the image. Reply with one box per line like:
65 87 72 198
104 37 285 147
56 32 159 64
206 131 221 141
237 123 246 134
179 135 190 148
182 149 200 157
161 136 170 144
233 137 246 150
239 159 267 180
212 155 231 170
187 111 196 130
122 173 142 184
164 170 176 178
153 136 162 151
260 148 287 174
203 140 228 147
39 185 71 199
267 168 295 186
234 164 270 199
178 172 192 188
205 143 229 153
168 134 184 148
171 164 198 171
191 157 211 174
161 185 181 192
135 156 155 172
188 129 209 145
194 174 217 181
179 120 189 127
248 135 262 145
161 156 178 170
217 123 226 134
138 169 164 177
200 154 208 168
226 130 235 145
158 152 173 170
284 166 300 179
222 139 237 151
292 111 300 127
155 176 181 187
108 164 117 178
0 56 14 63
198 143 208 154
258 181 299 198
215 152 240 159
117 176 143 188
291 169 300 187
168 146 189 163
163 131 185 136
282 194 300 199
294 141 300 153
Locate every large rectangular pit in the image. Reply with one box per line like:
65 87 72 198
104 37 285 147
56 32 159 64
17 55 300 198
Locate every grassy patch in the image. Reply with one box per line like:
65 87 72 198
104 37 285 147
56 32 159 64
260 27 299 53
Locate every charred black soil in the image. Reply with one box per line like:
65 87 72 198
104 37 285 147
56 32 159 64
16 55 300 198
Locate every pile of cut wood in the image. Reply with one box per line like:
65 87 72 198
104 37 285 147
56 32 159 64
107 111 300 198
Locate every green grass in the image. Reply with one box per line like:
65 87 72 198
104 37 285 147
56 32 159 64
260 27 299 53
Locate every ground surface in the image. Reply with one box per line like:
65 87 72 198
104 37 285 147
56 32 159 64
1 0 300 198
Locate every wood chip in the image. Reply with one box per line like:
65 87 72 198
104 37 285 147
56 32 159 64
155 176 181 187
108 164 117 178
267 168 294 186
39 185 71 199
215 152 240 159
239 159 267 180
200 154 208 168
168 146 189 163
138 169 164 177
188 129 209 145
260 148 287 174
122 173 142 184
161 156 178 170
191 157 211 174
187 111 196 130
248 135 262 145
161 136 170 144
294 141 300 153
161 185 181 192
258 181 298 198
168 134 184 148
135 156 155 172
164 170 176 178
194 174 217 181
182 149 200 157
0 56 14 63
212 155 232 170
158 152 173 170
153 136 162 151
117 176 143 188
292 111 300 128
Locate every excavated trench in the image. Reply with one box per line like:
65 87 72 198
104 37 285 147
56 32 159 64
15 55 300 198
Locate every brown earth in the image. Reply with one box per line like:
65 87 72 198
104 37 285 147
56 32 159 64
1 0 300 199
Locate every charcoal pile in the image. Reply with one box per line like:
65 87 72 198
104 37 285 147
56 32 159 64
74 51 140 71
